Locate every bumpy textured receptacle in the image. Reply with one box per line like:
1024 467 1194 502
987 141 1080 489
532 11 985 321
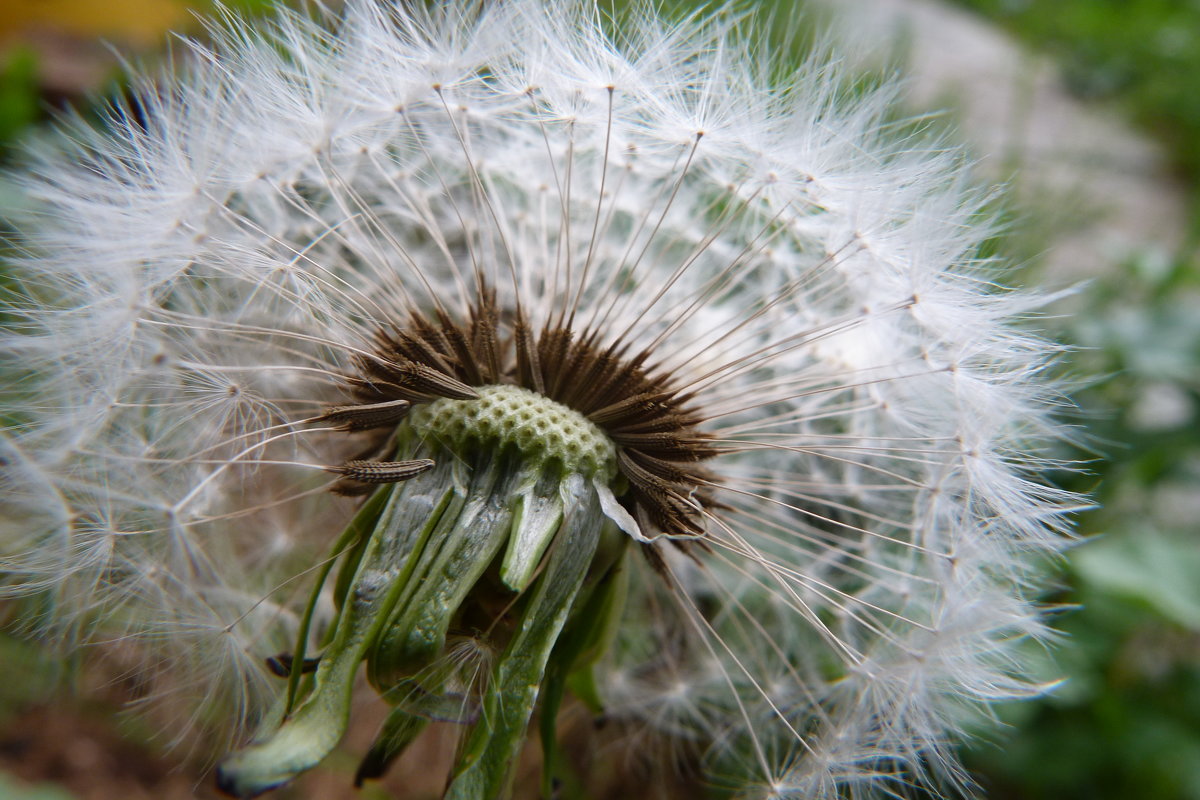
217 386 630 799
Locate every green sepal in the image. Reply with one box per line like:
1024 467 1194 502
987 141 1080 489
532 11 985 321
563 523 631 715
286 481 392 713
539 545 629 795
500 469 565 592
367 453 519 691
217 476 453 798
330 484 392 614
444 477 603 800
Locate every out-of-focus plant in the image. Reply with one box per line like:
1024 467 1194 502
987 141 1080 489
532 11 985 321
938 4 1200 798
955 0 1200 234
964 252 1200 800
0 50 39 150
0 0 280 161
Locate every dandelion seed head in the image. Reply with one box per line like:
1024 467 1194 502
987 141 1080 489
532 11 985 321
1 0 1079 796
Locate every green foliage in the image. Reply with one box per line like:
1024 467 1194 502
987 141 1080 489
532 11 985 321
0 49 38 153
955 0 1200 236
0 1 281 159
962 251 1200 800
941 9 1200 790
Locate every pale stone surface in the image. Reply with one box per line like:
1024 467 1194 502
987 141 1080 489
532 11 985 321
823 0 1190 282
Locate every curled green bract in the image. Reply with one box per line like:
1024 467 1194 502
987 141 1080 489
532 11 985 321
217 395 629 799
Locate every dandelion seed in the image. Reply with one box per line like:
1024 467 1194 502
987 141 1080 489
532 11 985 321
0 1 1080 798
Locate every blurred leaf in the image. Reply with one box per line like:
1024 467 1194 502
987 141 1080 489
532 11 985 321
956 0 1200 244
1074 533 1200 630
0 48 38 148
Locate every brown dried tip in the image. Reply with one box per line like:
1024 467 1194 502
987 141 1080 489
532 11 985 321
330 459 436 484
317 398 412 431
265 653 320 678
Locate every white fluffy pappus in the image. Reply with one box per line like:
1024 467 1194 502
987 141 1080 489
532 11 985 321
0 1 1081 797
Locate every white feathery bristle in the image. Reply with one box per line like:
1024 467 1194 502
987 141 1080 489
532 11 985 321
0 1 1079 796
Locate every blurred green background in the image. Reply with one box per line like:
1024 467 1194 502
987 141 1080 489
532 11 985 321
1 0 1199 798
948 2 1200 799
